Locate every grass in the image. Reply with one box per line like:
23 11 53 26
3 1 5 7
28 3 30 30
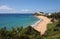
47 22 58 30
42 22 60 39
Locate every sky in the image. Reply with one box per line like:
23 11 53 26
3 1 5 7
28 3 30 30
0 0 60 13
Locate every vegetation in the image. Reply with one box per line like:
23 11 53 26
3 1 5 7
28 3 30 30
47 12 60 19
0 26 41 39
34 12 41 16
42 12 60 39
34 12 46 16
42 22 60 39
0 12 60 39
50 12 60 19
34 12 60 39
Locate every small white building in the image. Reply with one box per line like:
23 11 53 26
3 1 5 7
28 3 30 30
48 13 51 16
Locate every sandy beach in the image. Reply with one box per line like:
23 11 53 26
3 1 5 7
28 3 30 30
33 16 51 35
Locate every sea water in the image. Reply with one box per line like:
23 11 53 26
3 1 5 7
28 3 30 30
0 14 40 30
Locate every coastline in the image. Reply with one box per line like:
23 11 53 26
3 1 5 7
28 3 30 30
31 16 42 27
32 16 51 35
31 20 41 27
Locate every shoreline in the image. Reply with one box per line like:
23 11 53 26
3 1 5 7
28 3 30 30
31 20 40 27
31 16 42 27
32 16 51 35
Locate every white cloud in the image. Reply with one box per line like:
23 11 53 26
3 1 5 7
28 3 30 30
0 5 33 13
0 5 13 10
21 9 32 12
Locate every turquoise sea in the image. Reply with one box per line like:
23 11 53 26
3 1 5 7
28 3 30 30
0 14 39 30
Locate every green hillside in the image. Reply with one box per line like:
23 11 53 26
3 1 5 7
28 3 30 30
0 12 60 39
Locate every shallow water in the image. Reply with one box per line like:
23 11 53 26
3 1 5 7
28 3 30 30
0 14 39 30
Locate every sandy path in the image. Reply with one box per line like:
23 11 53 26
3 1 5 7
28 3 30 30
33 16 51 35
